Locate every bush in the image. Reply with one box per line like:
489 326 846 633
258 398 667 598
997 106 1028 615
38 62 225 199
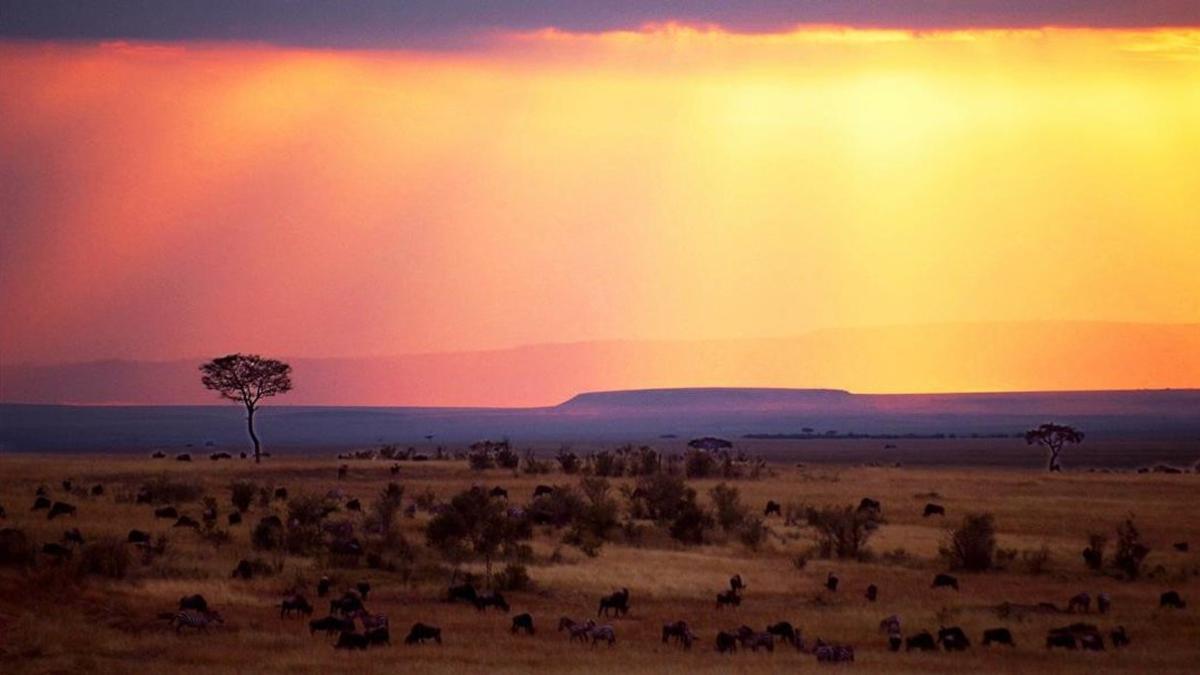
807 505 877 559
522 451 553 475
578 477 620 539
1021 546 1052 575
413 488 439 511
668 499 713 545
737 517 769 550
76 537 131 579
528 486 586 527
1083 533 1107 570
684 450 717 478
556 448 581 474
630 473 693 522
591 450 625 477
288 494 338 528
1113 516 1149 580
941 513 997 571
369 483 405 542
230 481 258 512
709 483 747 531
493 563 532 591
496 446 520 470
138 475 204 504
0 528 35 567
252 517 286 551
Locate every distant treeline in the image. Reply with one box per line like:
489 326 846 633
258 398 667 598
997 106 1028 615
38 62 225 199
742 432 1020 440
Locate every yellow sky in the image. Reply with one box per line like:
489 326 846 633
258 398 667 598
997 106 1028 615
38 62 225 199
0 27 1198 370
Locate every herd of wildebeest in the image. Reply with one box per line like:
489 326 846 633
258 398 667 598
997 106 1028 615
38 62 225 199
0 467 1193 665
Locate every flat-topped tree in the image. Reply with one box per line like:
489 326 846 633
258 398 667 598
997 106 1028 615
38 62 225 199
200 354 293 464
1024 423 1084 472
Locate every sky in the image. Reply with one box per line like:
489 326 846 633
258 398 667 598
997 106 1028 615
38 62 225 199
1 4 1199 398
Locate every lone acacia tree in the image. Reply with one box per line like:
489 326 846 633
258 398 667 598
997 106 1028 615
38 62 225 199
200 354 293 463
1025 423 1084 472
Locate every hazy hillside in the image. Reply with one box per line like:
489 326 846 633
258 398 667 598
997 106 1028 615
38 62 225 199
2 322 1198 407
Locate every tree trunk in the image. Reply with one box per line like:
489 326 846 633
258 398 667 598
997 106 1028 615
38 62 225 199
485 553 492 590
1048 447 1061 472
246 405 261 464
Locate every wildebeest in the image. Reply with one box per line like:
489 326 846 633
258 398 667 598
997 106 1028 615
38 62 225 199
1174 542 1190 552
598 588 630 617
47 501 77 519
366 627 390 646
590 624 616 646
1110 626 1130 648
36 485 49 497
736 626 774 652
474 591 509 612
154 506 178 519
41 542 72 560
982 627 1015 647
128 529 151 544
231 559 255 579
174 515 199 528
888 632 902 651
857 497 881 514
937 626 970 651
814 642 855 662
865 584 878 602
0 504 5 519
281 594 314 618
176 453 191 462
309 615 354 636
330 592 365 616
62 479 73 492
729 573 746 592
512 613 535 634
1078 631 1105 651
906 631 937 652
1082 546 1103 569
825 572 839 592
1160 590 1186 609
63 528 84 546
879 614 901 635
447 583 478 605
1068 592 1091 613
533 484 555 498
923 503 945 517
346 498 362 512
662 620 694 648
765 621 799 648
209 452 232 461
404 623 442 645
490 486 508 500
764 500 782 517
559 617 594 643
31 496 51 511
90 484 104 496
932 573 959 590
318 576 333 598
716 589 741 609
1097 592 1111 614
274 487 288 500
171 609 223 633
715 630 739 654
356 581 371 601
354 609 389 633
334 631 369 650
227 512 242 526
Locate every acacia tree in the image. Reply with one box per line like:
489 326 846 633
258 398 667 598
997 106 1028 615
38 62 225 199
426 487 531 587
200 354 293 463
1024 423 1084 472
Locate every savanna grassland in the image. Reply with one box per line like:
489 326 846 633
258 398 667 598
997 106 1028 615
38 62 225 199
0 451 1197 674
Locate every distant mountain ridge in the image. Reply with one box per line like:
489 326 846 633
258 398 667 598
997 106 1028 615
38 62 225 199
2 321 1198 407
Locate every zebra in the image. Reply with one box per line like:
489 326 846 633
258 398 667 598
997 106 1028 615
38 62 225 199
590 624 616 646
171 609 224 634
559 617 594 643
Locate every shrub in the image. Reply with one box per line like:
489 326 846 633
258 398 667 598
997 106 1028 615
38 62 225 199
528 486 586 527
737 517 769 550
941 512 997 571
288 494 338 528
807 505 877 559
630 473 693 522
1021 546 1052 575
1113 516 1149 580
592 450 625 477
496 446 520 470
76 537 131 579
252 518 286 551
1083 533 1107 570
563 527 604 557
230 481 258 512
708 483 747 531
0 528 35 567
370 483 405 542
493 563 532 591
138 475 204 504
413 488 439 511
556 448 581 474
522 451 553 475
684 450 717 478
668 499 713 545
624 446 662 477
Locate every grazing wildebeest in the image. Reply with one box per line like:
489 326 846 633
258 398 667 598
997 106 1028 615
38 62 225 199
209 452 232 461
1160 590 1186 609
281 595 314 618
888 632 902 651
716 589 741 609
405 623 442 645
932 573 959 590
879 614 901 635
474 591 509 612
598 588 630 617
331 592 365 616
512 613 535 634
533 484 555 498
356 581 371 601
47 501 77 519
32 496 51 511
176 453 191 462
154 506 178 519
63 528 84 546
715 630 738 654
857 497 881 514
231 559 255 579
1078 631 1105 651
662 620 693 648
346 498 362 512
906 631 937 652
274 487 288 500
825 572 839 592
447 583 478 605
1097 592 1111 614
814 643 855 662
42 542 72 560
865 584 878 602
982 627 1015 647
36 485 49 497
354 609 388 633
1110 626 1130 648
318 576 333 598
90 484 104 496
729 574 746 592
309 615 354 636
62 480 73 492
174 515 200 529
937 626 970 651
334 631 369 650
151 451 166 459
128 529 151 544
736 627 774 652
923 503 945 517
227 512 242 526
172 609 223 633
590 624 616 647
490 486 508 500
764 500 782 517
1068 592 1091 613
1174 542 1189 552
366 627 390 646
1082 546 1103 569
765 621 799 648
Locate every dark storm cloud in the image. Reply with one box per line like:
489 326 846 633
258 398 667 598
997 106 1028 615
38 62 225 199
2 1 1198 48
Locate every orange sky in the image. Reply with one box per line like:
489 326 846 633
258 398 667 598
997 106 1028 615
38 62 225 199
1 27 1198 388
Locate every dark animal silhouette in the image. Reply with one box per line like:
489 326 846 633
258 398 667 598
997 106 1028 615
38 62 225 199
0 504 6 519
390 464 400 475
274 487 288 500
857 497 881 513
227 512 242 526
932 573 959 590
825 572 839 592
662 620 693 647
42 542 72 560
937 626 970 651
906 631 936 652
533 485 555 498
174 515 199 528
559 617 593 643
598 588 630 617
365 626 390 645
888 633 902 651
32 496 52 511
511 613 535 634
318 576 332 598
281 595 314 617
982 627 1015 646
63 528 84 546
1097 592 1111 614
590 624 616 646
334 631 369 650
48 501 77 519
330 592 365 616
209 452 232 461
474 591 509 612
346 498 362 512
179 594 209 612
309 615 354 636
171 609 222 633
490 487 508 499
356 581 371 601
447 583 478 604
136 491 152 504
90 484 104 496
1160 590 1186 609
1110 626 1130 648
1174 542 1189 552
62 480 72 491
151 451 166 458
176 453 191 462
814 643 855 662
736 627 774 652
1082 546 1103 569
1067 592 1091 613
36 486 49 496
729 574 746 592
154 506 178 519
1078 631 1104 651
865 584 878 602
338 464 349 480
231 559 255 579
765 621 799 647
716 589 741 609
715 630 738 654
128 529 151 544
405 623 442 645
764 500 782 517
923 503 945 517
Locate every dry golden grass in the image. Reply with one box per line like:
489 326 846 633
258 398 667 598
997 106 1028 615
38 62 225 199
0 454 1197 674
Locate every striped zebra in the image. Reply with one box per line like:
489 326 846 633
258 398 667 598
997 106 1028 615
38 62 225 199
172 609 224 633
354 609 388 631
